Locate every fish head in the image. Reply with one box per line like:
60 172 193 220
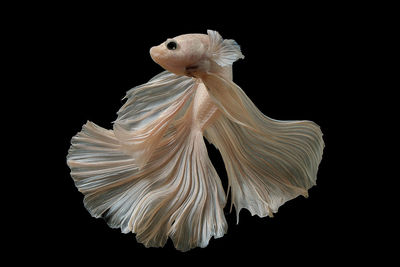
150 33 209 76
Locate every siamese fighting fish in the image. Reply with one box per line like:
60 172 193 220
67 30 324 251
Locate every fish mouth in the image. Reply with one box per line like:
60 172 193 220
149 46 160 63
150 45 171 72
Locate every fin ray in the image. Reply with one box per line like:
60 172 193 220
207 30 244 67
113 71 196 168
67 107 227 251
203 74 324 219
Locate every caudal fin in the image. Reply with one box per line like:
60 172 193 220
203 73 324 219
67 115 227 251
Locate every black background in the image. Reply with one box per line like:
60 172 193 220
14 3 381 264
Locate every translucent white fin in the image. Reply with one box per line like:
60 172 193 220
207 30 244 67
113 71 195 168
67 107 227 251
202 73 324 220
67 121 139 216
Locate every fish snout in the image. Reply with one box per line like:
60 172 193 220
150 45 163 63
149 43 184 75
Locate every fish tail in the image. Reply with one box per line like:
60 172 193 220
202 74 324 221
205 114 324 221
67 113 227 251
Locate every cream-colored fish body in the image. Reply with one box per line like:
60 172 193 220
67 30 324 251
190 83 219 131
150 32 239 136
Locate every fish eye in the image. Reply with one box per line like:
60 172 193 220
166 40 177 50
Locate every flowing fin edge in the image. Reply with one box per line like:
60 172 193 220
207 30 244 67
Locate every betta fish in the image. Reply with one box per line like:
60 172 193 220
67 30 324 251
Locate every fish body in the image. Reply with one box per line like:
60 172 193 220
67 30 324 251
191 83 220 131
150 32 232 133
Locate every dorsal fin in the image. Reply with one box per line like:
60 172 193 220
207 30 245 67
